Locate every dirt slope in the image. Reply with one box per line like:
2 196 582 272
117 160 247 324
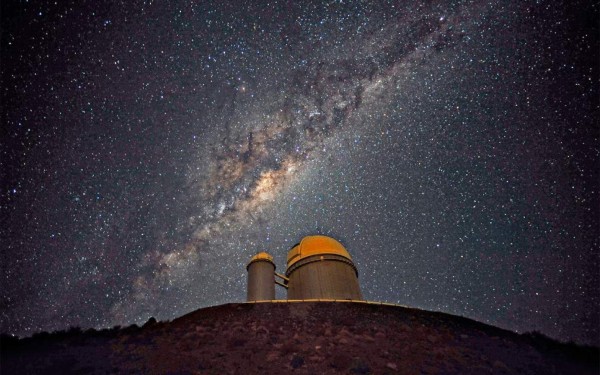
2 301 598 374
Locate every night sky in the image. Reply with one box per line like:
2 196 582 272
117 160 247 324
2 0 598 345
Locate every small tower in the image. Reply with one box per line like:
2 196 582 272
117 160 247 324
285 235 362 300
246 252 275 301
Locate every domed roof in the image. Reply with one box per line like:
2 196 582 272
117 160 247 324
246 252 275 269
286 235 352 269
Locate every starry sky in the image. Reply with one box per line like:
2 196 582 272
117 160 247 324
1 0 598 345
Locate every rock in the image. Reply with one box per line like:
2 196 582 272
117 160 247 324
331 352 352 369
182 331 196 340
266 351 280 362
339 327 352 337
386 362 398 371
142 317 157 328
399 324 412 332
290 354 304 369
493 360 509 371
363 334 376 342
255 326 269 336
350 357 371 374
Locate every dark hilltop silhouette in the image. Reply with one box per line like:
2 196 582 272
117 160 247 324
1 301 598 374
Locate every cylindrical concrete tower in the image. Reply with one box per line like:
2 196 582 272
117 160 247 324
246 252 275 301
285 235 362 300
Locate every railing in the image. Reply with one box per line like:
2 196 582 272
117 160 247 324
245 299 410 308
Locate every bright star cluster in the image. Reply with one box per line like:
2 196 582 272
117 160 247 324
1 0 598 345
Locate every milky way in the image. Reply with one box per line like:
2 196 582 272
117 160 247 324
2 1 598 345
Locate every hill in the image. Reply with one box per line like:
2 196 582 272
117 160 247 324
1 301 598 374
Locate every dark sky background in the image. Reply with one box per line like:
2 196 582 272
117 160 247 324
1 0 598 345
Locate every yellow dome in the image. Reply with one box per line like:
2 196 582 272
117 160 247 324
246 252 275 269
286 235 351 269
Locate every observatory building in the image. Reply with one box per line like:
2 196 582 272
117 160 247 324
246 235 362 301
246 252 276 301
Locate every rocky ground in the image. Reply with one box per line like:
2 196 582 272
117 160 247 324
2 301 598 374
